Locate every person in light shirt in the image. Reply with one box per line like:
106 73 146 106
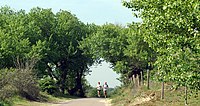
96 82 102 97
103 82 109 98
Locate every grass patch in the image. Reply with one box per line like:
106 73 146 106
110 85 136 106
9 92 72 106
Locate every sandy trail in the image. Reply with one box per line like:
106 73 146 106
49 98 111 106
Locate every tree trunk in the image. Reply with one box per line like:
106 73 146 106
58 60 68 94
76 77 84 97
147 69 150 89
133 74 136 87
60 70 67 94
161 81 164 99
136 75 140 87
185 85 188 105
75 69 85 97
68 68 85 97
46 64 58 80
140 71 143 86
130 75 134 87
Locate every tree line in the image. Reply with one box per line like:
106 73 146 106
81 0 199 104
0 6 93 100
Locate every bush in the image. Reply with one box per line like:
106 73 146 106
0 85 17 100
12 69 40 100
86 87 99 97
0 68 40 101
38 76 58 95
0 69 17 100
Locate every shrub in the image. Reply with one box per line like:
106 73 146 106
0 69 17 100
0 68 40 101
11 69 40 100
86 87 101 97
0 85 17 101
38 76 58 95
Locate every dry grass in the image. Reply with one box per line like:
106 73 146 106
111 82 200 106
12 92 71 106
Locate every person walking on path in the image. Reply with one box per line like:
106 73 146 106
96 82 102 97
103 82 109 98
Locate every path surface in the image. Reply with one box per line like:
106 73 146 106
56 98 111 106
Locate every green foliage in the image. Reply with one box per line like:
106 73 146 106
80 23 155 84
123 0 200 90
0 7 47 68
85 87 100 97
0 6 94 97
80 24 127 63
38 76 58 95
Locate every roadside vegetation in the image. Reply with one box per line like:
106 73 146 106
111 82 200 106
3 92 72 106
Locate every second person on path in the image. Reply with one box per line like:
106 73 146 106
103 82 109 98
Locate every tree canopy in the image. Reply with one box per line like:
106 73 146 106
123 0 200 90
0 6 94 97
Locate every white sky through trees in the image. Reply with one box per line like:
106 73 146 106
86 61 121 88
0 0 140 88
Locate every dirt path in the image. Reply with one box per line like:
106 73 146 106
50 98 111 106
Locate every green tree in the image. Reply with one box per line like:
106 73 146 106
123 0 200 103
0 6 94 97
80 23 155 85
0 6 46 68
